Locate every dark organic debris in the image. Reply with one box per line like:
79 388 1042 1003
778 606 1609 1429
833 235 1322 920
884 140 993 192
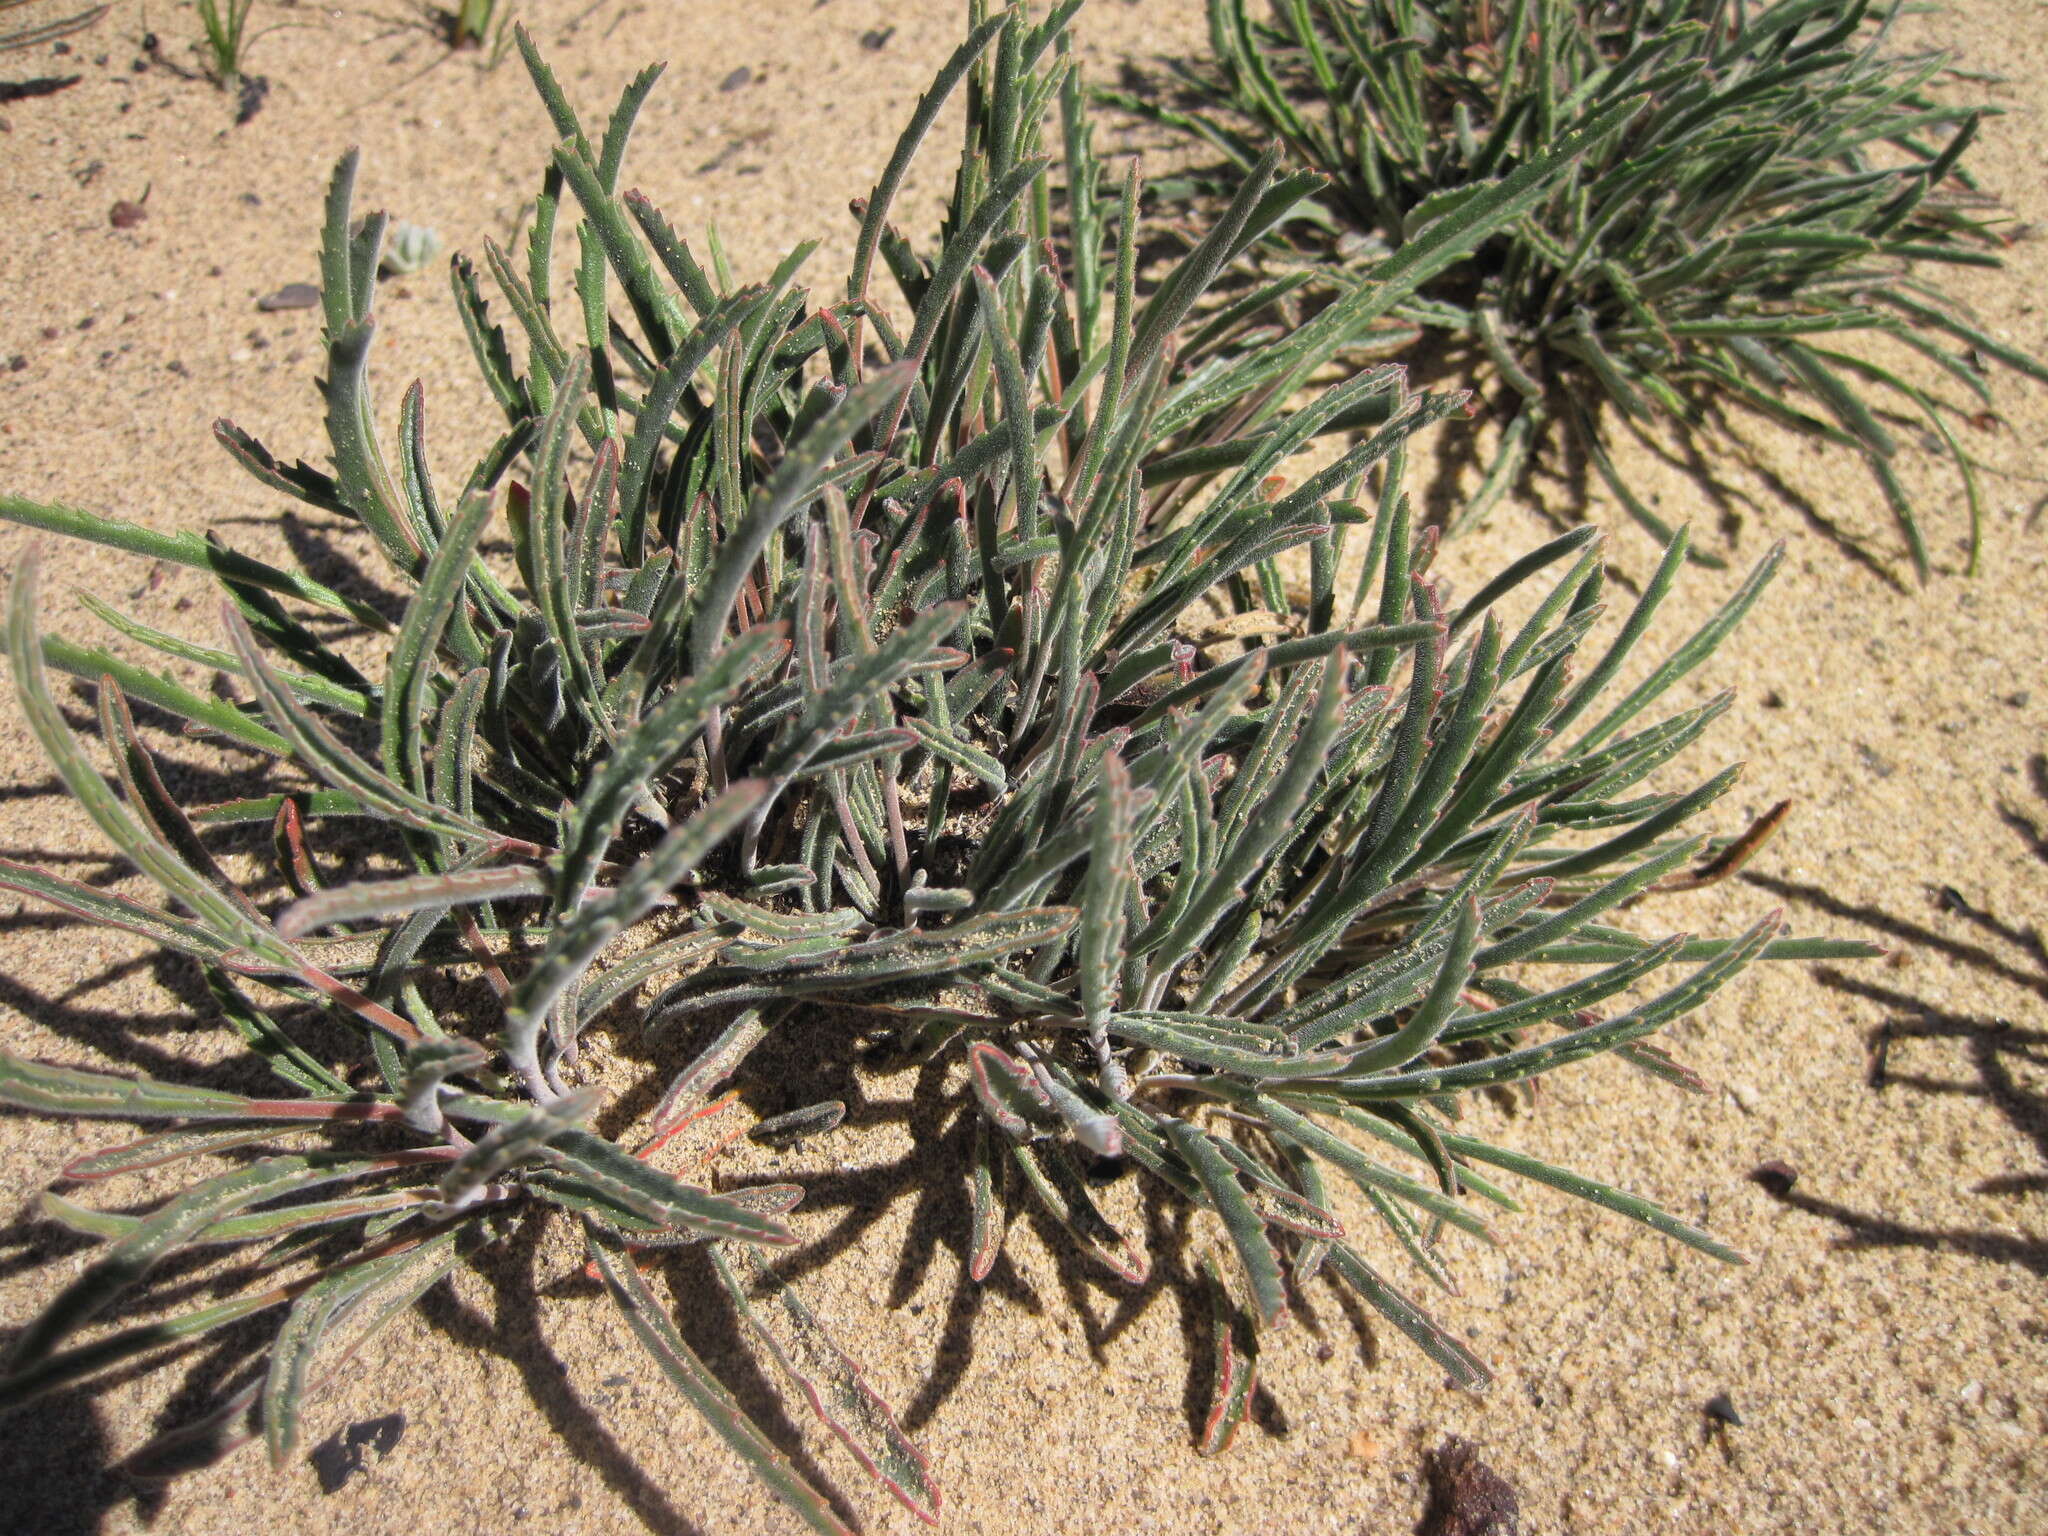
1704 1393 1745 1427
257 283 321 313
859 25 894 50
1748 1160 1799 1197
1418 1436 1520 1536
1934 884 1977 916
1869 1022 1893 1090
235 74 268 125
0 76 80 103
310 1412 406 1494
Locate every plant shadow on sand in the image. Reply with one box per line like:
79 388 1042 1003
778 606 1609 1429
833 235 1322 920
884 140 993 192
1742 756 2048 1279
0 889 1364 1534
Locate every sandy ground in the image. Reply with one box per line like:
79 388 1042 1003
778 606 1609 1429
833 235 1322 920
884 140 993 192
0 1 2042 1533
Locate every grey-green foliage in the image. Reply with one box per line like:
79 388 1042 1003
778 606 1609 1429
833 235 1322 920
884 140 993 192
1120 0 2048 580
0 3 1873 1528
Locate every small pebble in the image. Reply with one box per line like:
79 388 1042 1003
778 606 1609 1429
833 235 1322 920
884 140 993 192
257 283 321 312
719 65 752 91
109 198 147 228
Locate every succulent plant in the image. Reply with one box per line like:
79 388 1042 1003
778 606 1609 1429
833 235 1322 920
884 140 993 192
1117 0 2048 579
0 3 1875 1528
377 221 443 278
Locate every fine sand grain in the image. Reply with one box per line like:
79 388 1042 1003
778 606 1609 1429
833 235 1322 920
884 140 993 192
0 2 2042 1532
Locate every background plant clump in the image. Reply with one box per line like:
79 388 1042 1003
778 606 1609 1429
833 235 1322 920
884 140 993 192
1123 0 2048 577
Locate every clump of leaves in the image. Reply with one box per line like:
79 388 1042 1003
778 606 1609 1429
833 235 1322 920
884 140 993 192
1120 0 2048 578
194 0 257 87
0 3 1873 1529
449 0 512 62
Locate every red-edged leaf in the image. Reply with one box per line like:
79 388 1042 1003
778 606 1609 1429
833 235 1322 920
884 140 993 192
967 1041 1056 1139
967 1113 1005 1282
713 1244 942 1524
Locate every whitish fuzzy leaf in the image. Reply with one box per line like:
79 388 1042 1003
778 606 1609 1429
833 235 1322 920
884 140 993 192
1 1155 379 1372
0 493 387 628
967 1041 1057 1140
1437 1130 1746 1264
0 858 233 963
505 779 765 1082
0 1052 270 1123
967 1113 1006 1282
62 1125 284 1182
1197 1252 1256 1456
749 1101 846 1147
278 864 549 940
222 603 495 846
523 1123 795 1246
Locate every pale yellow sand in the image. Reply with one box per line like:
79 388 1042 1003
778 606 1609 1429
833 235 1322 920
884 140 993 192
0 2 2041 1532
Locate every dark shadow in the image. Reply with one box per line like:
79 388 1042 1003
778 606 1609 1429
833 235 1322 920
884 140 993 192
1743 871 2048 1003
1742 800 2048 1278
414 1211 715 1536
1997 753 2048 867
0 1383 121 1535
0 1195 316 1531
210 511 410 630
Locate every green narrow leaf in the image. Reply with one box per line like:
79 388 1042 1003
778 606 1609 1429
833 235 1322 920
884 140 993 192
586 1223 852 1536
711 1244 942 1525
1197 1251 1256 1455
1322 1239 1489 1389
1163 1118 1289 1329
